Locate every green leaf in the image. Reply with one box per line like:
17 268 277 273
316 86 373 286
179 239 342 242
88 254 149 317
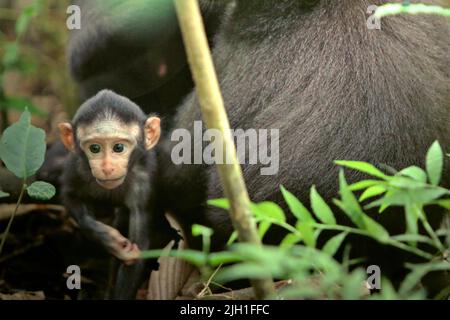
433 199 450 210
359 185 386 202
258 220 272 240
366 188 448 209
322 232 348 257
280 185 314 223
280 233 302 249
0 109 46 179
348 180 383 191
26 181 55 200
139 249 207 267
226 231 238 246
216 263 272 283
389 176 427 189
399 166 427 183
404 204 419 236
335 160 389 180
362 215 389 242
426 141 443 186
336 171 366 229
310 186 336 225
0 190 10 198
192 224 213 238
296 222 316 248
400 262 450 296
208 251 243 266
207 198 230 210
253 201 286 224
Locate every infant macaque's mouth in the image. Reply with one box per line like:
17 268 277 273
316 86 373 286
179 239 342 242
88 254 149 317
97 176 125 183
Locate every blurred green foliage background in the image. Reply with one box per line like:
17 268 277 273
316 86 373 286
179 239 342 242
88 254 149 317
0 0 77 143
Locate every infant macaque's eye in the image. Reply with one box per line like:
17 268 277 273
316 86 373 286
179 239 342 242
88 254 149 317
89 144 101 154
113 143 125 153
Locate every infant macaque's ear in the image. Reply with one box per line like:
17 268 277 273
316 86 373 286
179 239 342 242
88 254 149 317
144 117 161 150
58 123 75 152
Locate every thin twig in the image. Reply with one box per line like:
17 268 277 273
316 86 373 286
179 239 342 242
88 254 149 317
0 182 26 256
173 0 275 299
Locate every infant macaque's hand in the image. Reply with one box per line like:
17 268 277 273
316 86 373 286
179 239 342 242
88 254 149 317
99 222 141 265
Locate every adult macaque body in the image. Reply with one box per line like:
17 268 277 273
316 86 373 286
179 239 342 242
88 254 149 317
58 90 174 299
159 0 450 287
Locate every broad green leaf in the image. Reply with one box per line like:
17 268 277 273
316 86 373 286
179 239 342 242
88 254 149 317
349 180 383 191
253 201 286 224
0 190 10 198
26 181 55 200
335 160 389 180
192 224 213 238
207 198 230 210
280 185 314 223
426 141 443 186
359 185 386 202
310 186 336 225
322 232 348 257
336 171 366 229
0 109 46 179
399 166 427 183
296 222 316 248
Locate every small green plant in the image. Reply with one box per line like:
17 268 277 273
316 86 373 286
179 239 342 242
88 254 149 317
140 141 449 299
0 109 55 255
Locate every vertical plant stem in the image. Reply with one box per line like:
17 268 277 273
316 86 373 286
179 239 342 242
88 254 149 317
174 0 275 299
0 182 26 256
421 216 445 253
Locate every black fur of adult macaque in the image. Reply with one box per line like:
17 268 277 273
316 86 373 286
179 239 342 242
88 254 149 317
159 0 450 290
59 90 178 299
67 0 226 129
